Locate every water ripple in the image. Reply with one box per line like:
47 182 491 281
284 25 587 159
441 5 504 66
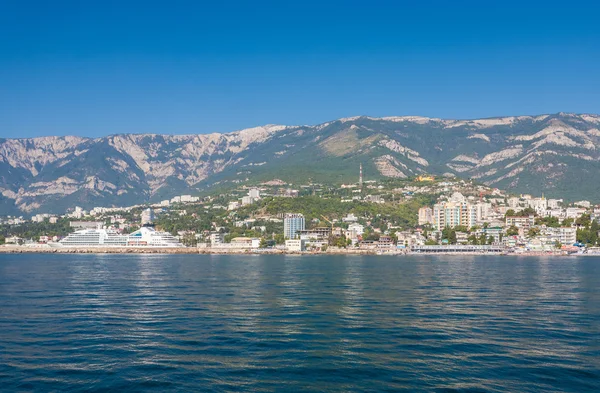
1 254 599 392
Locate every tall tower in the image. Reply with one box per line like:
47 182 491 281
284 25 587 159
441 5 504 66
359 163 363 189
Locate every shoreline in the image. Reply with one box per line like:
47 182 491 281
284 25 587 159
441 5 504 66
0 245 591 256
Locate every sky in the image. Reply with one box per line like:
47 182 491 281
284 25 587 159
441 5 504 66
1 0 599 138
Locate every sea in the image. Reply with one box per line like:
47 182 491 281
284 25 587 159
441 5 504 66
1 254 599 392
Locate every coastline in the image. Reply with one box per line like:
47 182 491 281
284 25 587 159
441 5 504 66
0 245 586 256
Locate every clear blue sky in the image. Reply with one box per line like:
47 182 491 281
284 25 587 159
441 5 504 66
1 0 599 138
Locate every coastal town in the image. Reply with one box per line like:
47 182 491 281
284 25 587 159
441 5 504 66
1 173 599 255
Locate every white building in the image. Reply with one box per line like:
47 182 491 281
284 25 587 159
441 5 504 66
70 221 104 230
505 215 535 229
418 207 433 226
547 199 563 209
69 206 87 219
527 197 548 215
348 223 365 236
574 200 591 208
432 195 477 230
5 236 23 244
31 213 53 223
141 208 155 226
209 232 225 245
474 202 493 223
179 195 200 203
284 213 305 239
241 196 254 206
211 237 260 250
342 213 358 223
285 239 306 251
248 188 260 199
507 197 521 209
544 227 577 246
565 207 586 219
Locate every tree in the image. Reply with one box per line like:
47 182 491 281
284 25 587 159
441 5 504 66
591 219 599 233
516 207 536 217
535 216 560 228
506 226 519 236
0 234 4 245
331 235 348 248
576 213 592 228
181 232 197 247
479 233 487 245
441 227 452 241
577 227 598 246
454 225 469 233
505 209 516 217
259 238 268 248
488 236 495 245
425 239 438 245
274 233 285 244
527 228 540 238
448 230 457 245
562 218 574 227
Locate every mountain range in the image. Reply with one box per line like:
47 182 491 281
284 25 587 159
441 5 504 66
1 113 600 215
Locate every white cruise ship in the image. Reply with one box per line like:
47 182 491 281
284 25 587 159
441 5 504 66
125 227 184 247
58 227 184 248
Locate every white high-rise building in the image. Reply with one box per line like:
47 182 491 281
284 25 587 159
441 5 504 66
248 188 260 199
141 208 156 226
474 202 492 223
284 213 305 239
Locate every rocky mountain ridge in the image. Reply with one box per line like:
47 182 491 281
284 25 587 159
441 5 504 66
1 113 599 214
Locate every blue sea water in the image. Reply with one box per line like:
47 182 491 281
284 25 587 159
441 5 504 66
1 254 599 392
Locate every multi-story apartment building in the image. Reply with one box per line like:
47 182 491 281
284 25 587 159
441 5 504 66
209 232 225 245
507 197 521 209
505 215 535 230
474 202 493 224
141 208 155 226
544 227 577 246
432 201 477 230
248 188 261 199
418 207 433 226
565 207 587 219
547 199 563 209
527 197 548 215
284 213 305 239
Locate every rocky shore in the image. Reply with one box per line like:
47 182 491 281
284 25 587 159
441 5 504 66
0 245 391 255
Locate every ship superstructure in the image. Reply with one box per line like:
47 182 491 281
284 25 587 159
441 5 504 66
58 227 184 248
